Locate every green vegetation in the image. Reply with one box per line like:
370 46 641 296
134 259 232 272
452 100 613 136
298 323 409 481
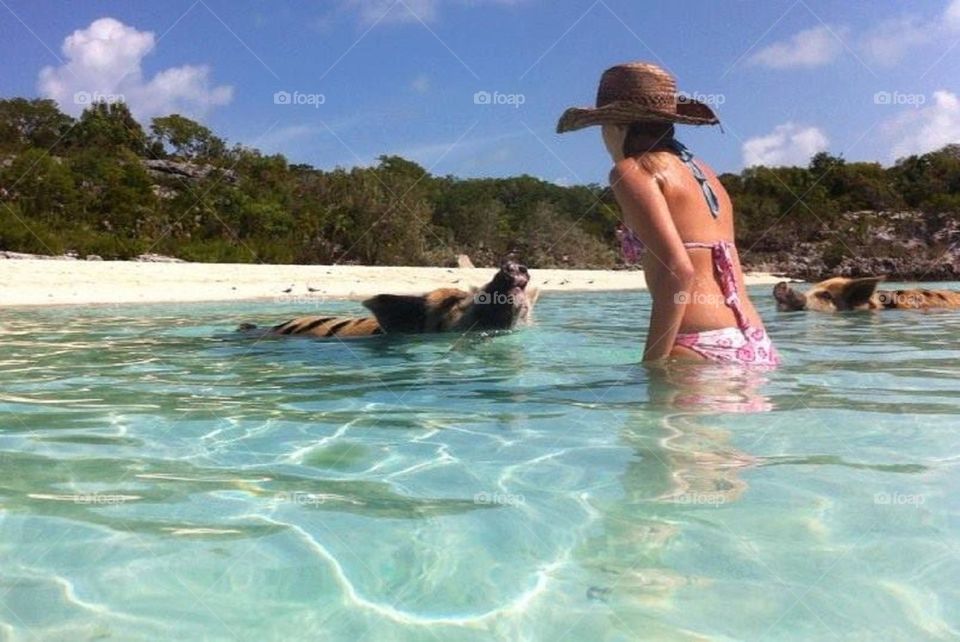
1 97 958 270
725 147 960 256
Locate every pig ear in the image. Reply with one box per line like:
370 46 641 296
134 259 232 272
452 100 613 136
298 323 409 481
840 276 885 308
362 295 427 333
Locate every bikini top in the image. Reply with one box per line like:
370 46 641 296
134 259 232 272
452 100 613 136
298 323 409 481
619 140 721 259
617 143 748 328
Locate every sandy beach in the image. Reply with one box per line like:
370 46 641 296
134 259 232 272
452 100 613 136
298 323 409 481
0 259 784 307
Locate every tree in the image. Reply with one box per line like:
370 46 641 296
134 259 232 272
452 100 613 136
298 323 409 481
892 146 960 209
68 147 155 233
0 149 78 216
520 201 614 268
150 114 226 160
68 101 148 155
4 90 959 271
0 98 75 151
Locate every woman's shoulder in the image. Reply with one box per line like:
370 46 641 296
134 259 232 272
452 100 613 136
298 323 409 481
609 156 667 189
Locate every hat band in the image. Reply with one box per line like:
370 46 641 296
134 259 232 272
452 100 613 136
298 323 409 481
598 92 678 109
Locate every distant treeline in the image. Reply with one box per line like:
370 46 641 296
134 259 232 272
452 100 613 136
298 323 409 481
1 97 958 269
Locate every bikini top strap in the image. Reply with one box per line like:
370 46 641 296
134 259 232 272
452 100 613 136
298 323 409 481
666 140 721 219
683 241 751 330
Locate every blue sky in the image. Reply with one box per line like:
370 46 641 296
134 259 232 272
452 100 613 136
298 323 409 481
2 0 959 184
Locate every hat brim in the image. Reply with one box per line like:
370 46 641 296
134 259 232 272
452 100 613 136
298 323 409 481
556 99 719 133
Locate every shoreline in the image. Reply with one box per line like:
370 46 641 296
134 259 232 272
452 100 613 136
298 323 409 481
0 259 785 307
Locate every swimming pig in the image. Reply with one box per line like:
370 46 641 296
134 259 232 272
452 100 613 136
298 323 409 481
773 276 960 312
240 262 537 338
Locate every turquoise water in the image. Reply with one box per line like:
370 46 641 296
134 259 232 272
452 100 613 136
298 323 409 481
2 285 960 641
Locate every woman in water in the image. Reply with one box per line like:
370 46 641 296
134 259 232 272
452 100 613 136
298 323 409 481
557 62 779 366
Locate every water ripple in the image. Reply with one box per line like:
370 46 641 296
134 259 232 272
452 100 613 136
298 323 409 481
2 287 959 640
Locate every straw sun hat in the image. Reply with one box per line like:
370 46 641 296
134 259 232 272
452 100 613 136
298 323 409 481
556 62 720 133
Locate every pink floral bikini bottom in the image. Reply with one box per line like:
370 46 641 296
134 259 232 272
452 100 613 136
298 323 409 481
675 324 780 366
675 241 780 366
622 231 781 367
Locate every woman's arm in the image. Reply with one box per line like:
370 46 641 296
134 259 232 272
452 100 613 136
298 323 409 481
610 161 695 361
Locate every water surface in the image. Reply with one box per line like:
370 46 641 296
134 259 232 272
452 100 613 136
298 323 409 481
2 285 960 640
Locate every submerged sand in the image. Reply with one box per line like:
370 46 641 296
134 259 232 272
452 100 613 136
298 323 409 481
0 259 784 307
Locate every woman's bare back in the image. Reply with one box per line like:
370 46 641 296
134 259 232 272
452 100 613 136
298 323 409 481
624 151 766 335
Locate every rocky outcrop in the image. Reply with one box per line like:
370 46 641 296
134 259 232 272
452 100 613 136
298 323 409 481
134 253 185 263
142 159 237 185
0 251 77 260
742 210 960 281
1 251 184 263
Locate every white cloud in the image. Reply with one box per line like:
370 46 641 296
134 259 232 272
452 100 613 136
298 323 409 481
860 19 929 66
860 0 960 66
888 90 960 160
859 16 932 67
38 17 232 120
948 0 960 29
742 122 829 167
747 25 845 69
746 2 960 71
345 0 522 25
